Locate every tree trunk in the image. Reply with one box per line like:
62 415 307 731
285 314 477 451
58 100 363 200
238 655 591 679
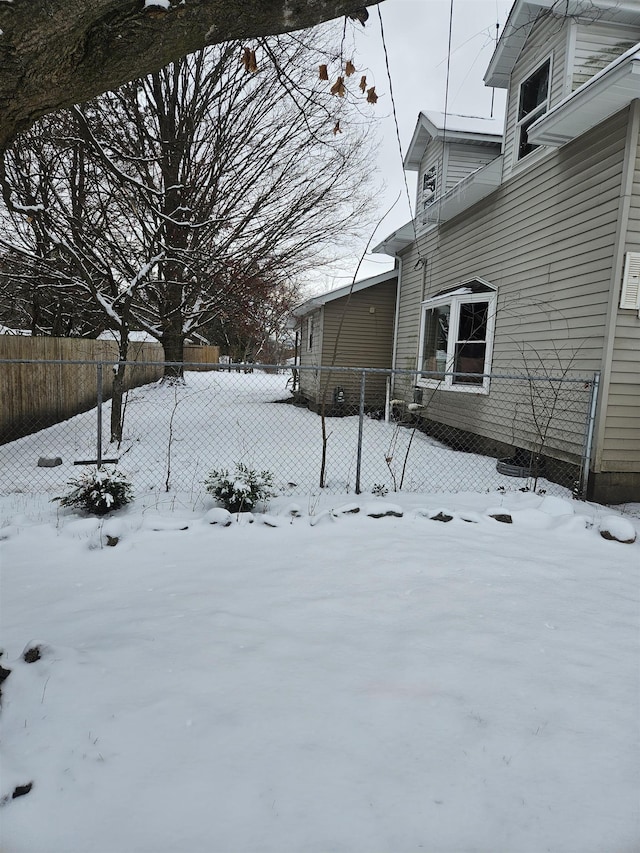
161 329 185 380
0 1 381 152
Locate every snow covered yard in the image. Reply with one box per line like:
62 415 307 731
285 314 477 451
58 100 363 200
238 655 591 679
0 369 580 498
1 488 639 853
0 370 639 852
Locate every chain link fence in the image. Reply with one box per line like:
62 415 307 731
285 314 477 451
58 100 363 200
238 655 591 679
0 359 598 502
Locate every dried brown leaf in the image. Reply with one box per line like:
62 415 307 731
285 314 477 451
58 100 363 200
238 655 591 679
330 76 346 97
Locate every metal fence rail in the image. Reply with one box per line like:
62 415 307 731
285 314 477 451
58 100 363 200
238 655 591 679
0 360 598 501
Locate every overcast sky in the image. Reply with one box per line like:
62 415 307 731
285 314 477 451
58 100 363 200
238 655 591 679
315 0 513 292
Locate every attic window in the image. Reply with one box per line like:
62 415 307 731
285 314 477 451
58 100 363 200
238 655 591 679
517 57 550 160
420 166 437 221
422 166 437 204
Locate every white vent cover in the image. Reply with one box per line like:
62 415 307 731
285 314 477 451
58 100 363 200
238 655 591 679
620 252 640 309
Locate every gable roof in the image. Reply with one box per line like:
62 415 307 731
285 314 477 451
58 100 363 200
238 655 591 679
293 268 398 317
485 0 640 89
404 111 503 171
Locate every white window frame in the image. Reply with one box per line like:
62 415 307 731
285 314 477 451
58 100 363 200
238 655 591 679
516 55 552 162
421 165 437 210
417 287 497 394
306 315 314 351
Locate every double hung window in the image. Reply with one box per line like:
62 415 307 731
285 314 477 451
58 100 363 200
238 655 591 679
418 282 496 392
517 57 551 160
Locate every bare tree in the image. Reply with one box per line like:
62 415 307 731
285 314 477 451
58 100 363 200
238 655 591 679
1 29 378 379
0 0 382 151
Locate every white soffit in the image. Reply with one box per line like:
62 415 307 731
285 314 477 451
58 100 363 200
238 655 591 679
484 0 554 89
372 221 417 257
484 0 640 89
527 45 640 146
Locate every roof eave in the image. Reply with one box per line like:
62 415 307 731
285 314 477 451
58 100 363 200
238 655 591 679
528 51 640 146
372 222 416 257
484 0 554 89
293 268 398 316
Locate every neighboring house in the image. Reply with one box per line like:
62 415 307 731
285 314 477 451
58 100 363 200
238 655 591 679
293 268 398 413
374 0 640 504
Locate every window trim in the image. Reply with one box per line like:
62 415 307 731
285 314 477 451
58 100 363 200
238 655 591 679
417 285 497 394
516 55 552 162
421 165 437 207
306 315 314 351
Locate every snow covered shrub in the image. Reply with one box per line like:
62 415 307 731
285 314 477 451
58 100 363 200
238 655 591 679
205 463 275 513
371 483 389 497
54 468 133 516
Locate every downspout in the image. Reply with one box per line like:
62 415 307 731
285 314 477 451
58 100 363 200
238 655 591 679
390 257 403 375
592 99 640 474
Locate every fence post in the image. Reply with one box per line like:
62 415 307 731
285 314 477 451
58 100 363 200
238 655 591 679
355 370 366 495
578 371 600 499
385 375 391 423
96 362 103 468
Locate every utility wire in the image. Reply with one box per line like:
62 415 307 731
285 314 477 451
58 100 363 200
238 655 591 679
376 3 425 266
436 0 455 229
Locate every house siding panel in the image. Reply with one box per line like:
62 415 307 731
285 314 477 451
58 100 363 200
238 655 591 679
572 22 640 89
602 312 640 470
393 108 628 464
318 282 397 408
598 124 640 474
444 144 500 191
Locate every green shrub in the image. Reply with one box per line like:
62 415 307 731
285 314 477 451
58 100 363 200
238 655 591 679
54 467 133 516
205 462 275 513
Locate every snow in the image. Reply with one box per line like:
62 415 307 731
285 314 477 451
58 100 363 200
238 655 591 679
421 110 504 137
598 514 637 543
97 329 158 343
0 326 30 336
1 373 639 853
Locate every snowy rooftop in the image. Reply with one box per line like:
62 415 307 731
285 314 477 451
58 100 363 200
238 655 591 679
404 111 503 171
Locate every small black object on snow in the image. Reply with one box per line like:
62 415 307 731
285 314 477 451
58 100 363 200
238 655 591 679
37 457 62 468
23 646 42 663
430 512 453 523
12 782 33 799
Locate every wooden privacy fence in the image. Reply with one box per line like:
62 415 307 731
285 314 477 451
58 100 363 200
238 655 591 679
0 336 219 443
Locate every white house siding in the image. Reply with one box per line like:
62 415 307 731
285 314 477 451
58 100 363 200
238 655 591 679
392 107 629 465
602 314 640 470
601 127 640 474
572 21 640 89
444 144 501 191
502 12 570 179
